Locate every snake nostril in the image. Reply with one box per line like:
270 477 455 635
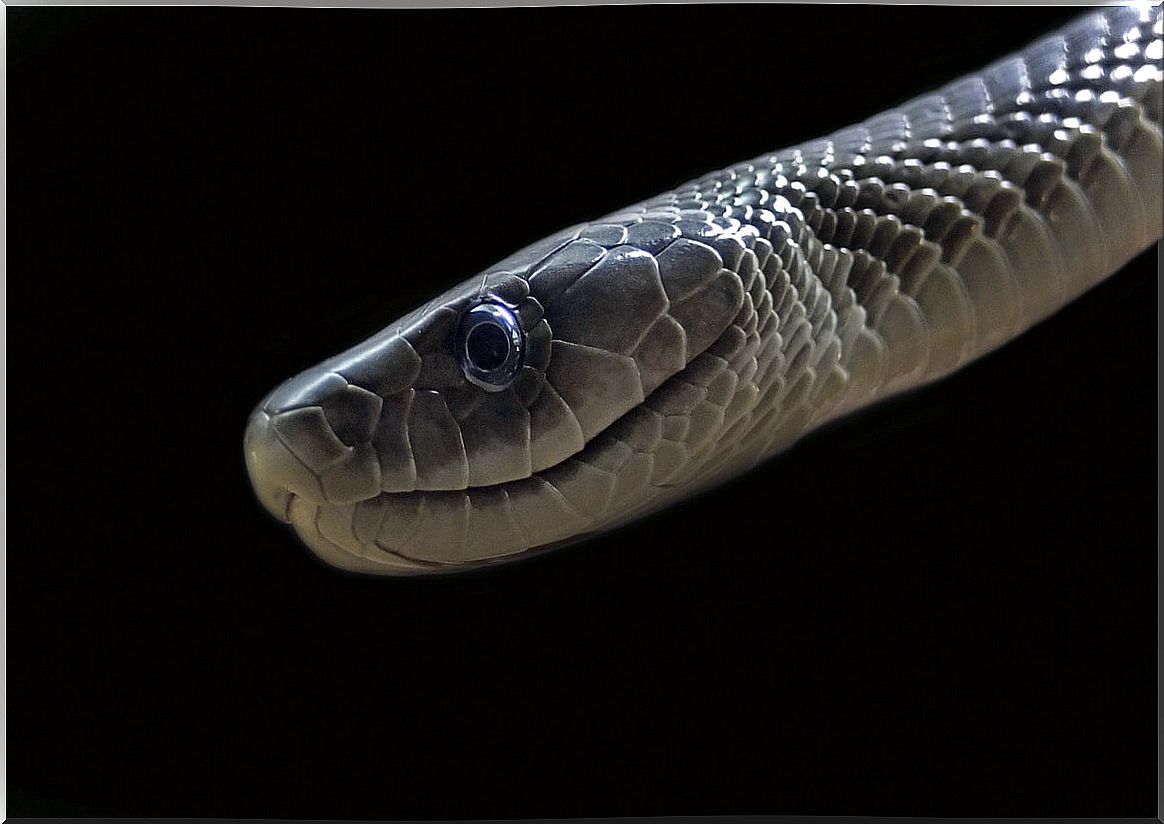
320 383 384 445
269 407 349 472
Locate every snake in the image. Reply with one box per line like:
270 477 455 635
244 5 1163 576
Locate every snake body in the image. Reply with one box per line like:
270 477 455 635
245 6 1163 575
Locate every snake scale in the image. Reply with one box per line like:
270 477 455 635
245 6 1163 575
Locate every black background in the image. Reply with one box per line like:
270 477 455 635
7 6 1157 819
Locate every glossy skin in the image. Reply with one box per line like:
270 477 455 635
245 6 1163 575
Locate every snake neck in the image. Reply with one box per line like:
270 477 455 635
632 5 1161 458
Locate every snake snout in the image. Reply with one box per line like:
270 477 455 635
246 368 388 522
244 409 305 521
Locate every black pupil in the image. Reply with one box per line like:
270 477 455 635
466 322 510 371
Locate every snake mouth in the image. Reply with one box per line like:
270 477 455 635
244 389 664 574
268 488 296 523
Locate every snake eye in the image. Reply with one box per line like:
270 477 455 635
457 302 524 391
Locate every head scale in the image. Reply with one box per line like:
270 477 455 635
245 209 768 574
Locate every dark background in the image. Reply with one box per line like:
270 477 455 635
7 6 1157 819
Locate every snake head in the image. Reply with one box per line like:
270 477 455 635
246 210 766 574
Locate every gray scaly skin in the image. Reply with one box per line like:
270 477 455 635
245 6 1163 575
